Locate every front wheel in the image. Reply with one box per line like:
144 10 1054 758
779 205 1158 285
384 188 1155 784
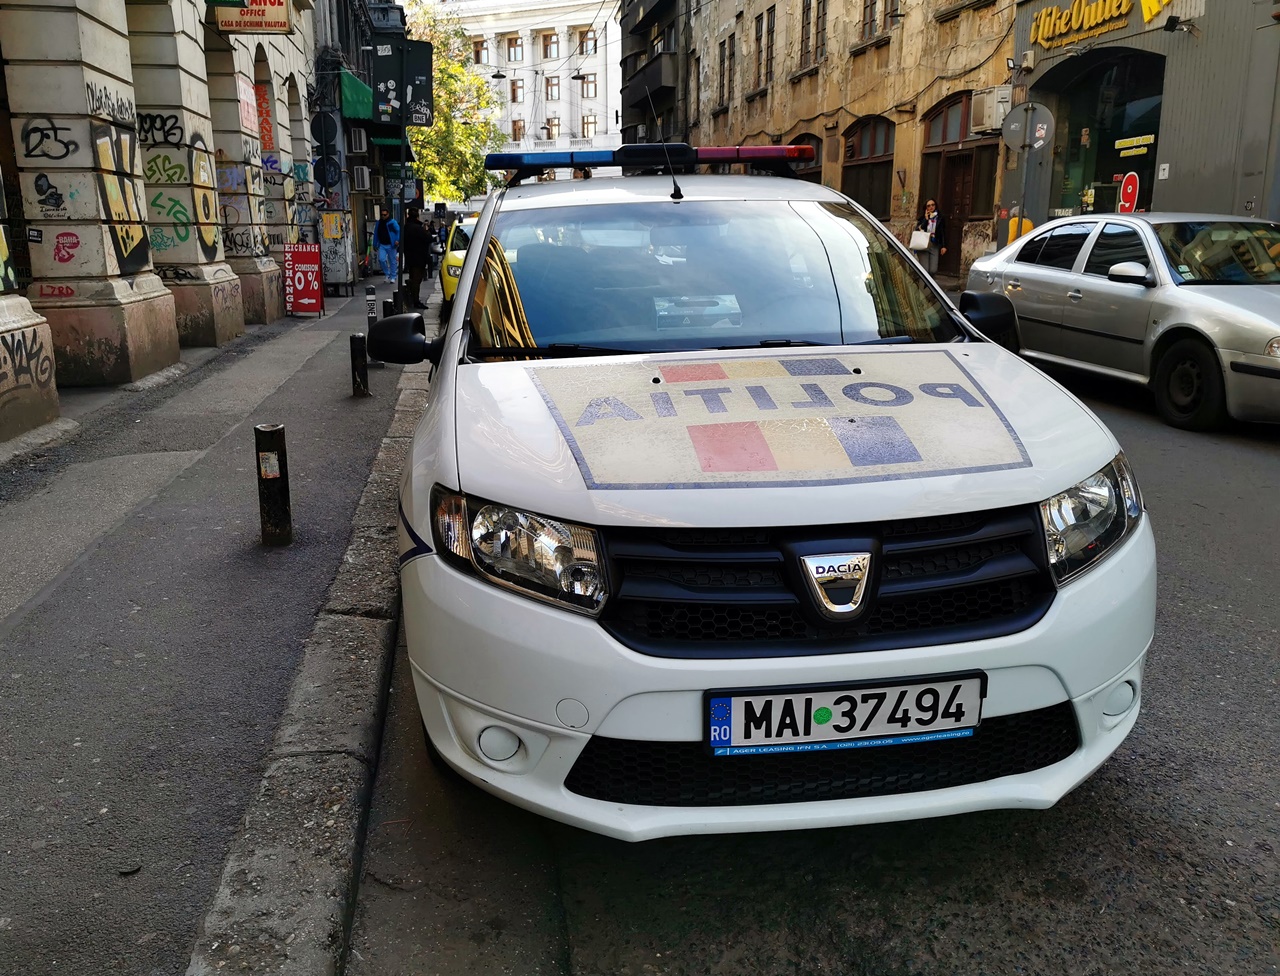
438 296 452 322
1153 337 1228 431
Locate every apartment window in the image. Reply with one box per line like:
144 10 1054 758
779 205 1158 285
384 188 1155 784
754 14 764 88
506 36 523 62
814 0 827 61
473 38 490 65
766 7 775 82
512 119 525 141
510 79 524 103
582 114 598 137
718 39 726 105
800 0 813 67
842 116 895 219
861 0 877 40
542 33 559 58
545 75 560 100
727 33 736 101
578 29 597 55
545 117 561 138
883 0 900 29
580 73 597 99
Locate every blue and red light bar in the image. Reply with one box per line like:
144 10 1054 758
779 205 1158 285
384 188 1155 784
484 143 815 172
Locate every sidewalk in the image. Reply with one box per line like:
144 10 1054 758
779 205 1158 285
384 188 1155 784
0 278 427 976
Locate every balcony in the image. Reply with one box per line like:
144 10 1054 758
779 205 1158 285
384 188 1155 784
625 52 677 107
620 0 675 35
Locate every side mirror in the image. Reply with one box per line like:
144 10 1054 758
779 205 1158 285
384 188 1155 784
958 290 1019 353
368 313 445 366
1107 261 1155 287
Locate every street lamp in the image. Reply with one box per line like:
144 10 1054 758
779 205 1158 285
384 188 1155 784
492 69 507 79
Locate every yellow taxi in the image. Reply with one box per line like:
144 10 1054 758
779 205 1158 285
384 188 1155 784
439 217 478 312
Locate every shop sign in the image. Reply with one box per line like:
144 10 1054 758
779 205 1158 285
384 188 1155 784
238 77 259 134
1030 0 1175 50
283 243 324 314
216 0 292 34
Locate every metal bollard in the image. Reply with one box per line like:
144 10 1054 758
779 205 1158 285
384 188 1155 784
383 298 395 319
365 285 377 332
254 424 293 546
350 333 371 397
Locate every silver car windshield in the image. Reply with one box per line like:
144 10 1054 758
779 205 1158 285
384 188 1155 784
466 200 956 354
1155 221 1280 285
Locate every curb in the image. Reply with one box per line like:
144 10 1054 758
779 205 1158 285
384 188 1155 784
185 290 437 976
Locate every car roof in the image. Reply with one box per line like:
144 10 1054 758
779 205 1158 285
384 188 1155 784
1037 212 1277 228
494 173 848 211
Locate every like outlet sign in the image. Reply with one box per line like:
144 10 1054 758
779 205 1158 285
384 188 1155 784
283 244 324 315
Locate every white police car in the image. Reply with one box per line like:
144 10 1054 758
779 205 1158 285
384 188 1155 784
370 144 1155 841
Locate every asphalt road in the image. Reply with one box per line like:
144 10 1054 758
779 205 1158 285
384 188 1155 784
349 364 1280 976
0 290 402 976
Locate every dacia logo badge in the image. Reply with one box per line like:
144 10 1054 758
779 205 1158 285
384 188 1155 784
800 553 872 619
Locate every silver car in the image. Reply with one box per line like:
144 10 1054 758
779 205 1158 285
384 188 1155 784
966 213 1280 430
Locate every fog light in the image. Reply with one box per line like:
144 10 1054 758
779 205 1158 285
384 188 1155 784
477 726 521 762
1102 680 1136 717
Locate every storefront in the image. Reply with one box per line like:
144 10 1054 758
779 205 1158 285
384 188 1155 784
1002 0 1280 238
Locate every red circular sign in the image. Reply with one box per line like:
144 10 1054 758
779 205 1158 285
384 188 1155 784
1118 172 1139 213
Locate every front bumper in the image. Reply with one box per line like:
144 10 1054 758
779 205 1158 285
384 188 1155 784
1223 350 1280 423
400 519 1156 841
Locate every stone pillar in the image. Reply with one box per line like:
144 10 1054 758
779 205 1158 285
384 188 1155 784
207 46 282 324
0 155 59 440
2 1 178 386
128 1 244 347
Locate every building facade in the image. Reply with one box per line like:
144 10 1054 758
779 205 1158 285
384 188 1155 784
1003 0 1277 235
624 0 1018 276
0 0 316 441
456 0 623 164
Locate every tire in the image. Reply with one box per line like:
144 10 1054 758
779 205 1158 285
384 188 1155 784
1153 337 1229 431
438 296 452 323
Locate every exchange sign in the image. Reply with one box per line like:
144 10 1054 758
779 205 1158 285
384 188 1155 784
283 243 324 315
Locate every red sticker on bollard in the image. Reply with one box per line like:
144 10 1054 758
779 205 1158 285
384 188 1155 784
258 451 281 478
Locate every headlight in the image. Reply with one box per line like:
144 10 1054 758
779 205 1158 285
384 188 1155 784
1040 453 1143 585
447 265 462 277
430 486 608 615
1265 337 1280 357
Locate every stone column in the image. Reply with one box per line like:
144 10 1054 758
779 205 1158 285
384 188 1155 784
128 1 244 346
2 0 178 386
208 47 282 324
0 155 59 440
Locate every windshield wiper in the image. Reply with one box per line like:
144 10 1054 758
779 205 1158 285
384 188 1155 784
717 339 833 349
471 343 649 359
854 335 915 345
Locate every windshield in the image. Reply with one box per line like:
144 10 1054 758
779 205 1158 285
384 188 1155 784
450 222 476 253
465 199 956 356
1155 220 1280 284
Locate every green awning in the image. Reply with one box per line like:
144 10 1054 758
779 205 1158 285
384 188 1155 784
340 68 372 120
371 136 415 162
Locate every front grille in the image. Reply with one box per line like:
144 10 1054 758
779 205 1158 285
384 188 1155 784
564 702 1080 807
599 505 1054 658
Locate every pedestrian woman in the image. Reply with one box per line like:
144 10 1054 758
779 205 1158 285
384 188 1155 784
915 199 947 274
374 207 400 285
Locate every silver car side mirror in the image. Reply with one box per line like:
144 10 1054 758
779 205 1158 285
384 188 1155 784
1107 261 1155 287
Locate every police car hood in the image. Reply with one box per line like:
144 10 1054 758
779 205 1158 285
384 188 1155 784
452 344 1120 527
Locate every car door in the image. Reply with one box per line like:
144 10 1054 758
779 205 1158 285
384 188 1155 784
1060 221 1155 377
1001 222 1095 357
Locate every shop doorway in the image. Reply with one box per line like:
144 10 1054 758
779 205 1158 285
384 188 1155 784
919 93 999 276
1034 49 1165 217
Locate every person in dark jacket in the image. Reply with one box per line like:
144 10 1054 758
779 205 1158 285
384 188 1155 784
402 208 431 310
374 207 400 284
915 198 948 274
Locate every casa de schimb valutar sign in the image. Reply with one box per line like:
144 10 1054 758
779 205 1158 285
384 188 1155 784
1029 0 1173 50
215 0 292 34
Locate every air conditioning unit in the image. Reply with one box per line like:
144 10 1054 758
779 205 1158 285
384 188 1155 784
352 165 371 192
969 85 1013 136
371 174 385 196
348 128 368 154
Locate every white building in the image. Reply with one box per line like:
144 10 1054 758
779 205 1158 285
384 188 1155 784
452 0 623 161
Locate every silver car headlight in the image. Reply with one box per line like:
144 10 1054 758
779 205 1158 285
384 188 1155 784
431 486 608 615
447 265 462 277
1040 453 1143 585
